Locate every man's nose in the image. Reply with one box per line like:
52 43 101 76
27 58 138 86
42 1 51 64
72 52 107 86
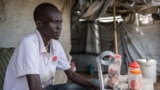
57 23 62 30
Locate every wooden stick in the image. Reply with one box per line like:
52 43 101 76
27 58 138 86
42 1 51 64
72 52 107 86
113 0 118 54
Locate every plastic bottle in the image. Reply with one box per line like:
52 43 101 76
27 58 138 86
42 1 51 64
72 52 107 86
128 69 142 90
88 64 94 75
105 54 121 89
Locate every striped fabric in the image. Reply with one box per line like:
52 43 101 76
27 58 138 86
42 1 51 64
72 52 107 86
0 48 14 90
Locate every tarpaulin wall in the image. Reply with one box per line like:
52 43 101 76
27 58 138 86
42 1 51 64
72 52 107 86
71 0 114 54
71 0 160 75
117 23 160 75
71 21 160 75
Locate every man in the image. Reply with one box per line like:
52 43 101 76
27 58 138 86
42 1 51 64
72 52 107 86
3 3 99 90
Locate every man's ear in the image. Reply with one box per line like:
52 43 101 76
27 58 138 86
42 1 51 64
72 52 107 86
36 20 43 29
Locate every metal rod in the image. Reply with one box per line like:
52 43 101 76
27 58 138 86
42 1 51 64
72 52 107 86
97 59 105 90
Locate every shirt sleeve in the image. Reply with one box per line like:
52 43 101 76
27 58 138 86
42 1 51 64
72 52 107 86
16 38 39 78
56 42 71 70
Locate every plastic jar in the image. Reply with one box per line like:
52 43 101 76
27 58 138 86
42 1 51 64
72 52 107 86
105 54 121 89
128 70 142 90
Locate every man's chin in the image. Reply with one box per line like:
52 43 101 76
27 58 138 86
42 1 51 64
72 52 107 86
53 37 59 40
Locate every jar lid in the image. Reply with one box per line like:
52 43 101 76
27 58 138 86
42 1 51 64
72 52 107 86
131 70 142 74
114 54 121 60
129 61 140 68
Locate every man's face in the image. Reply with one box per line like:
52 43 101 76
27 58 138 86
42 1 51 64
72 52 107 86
40 10 62 40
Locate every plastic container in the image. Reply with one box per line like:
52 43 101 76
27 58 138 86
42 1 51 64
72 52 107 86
128 69 142 90
137 58 157 83
105 54 121 89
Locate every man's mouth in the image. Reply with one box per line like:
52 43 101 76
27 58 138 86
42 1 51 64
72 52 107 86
55 34 60 37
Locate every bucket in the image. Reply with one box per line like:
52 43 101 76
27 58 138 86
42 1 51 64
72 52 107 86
137 58 157 83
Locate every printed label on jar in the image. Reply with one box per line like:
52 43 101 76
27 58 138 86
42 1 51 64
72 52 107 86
129 78 141 90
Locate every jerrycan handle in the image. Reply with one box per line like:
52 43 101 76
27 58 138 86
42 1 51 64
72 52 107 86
97 51 115 65
146 57 150 62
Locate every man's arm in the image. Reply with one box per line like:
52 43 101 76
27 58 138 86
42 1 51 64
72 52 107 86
64 69 99 90
26 74 46 90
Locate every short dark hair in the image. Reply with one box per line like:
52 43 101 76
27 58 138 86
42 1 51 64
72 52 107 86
33 3 60 22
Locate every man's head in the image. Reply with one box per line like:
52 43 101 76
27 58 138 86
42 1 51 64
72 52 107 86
34 3 62 40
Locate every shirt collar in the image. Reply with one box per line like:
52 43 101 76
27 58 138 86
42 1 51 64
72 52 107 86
36 30 46 53
50 39 56 52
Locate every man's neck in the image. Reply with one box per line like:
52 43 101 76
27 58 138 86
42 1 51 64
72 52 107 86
39 31 50 47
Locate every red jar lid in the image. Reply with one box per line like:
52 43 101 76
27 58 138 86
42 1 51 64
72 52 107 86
129 61 140 68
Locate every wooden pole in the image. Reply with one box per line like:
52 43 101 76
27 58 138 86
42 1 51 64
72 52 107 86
113 0 118 54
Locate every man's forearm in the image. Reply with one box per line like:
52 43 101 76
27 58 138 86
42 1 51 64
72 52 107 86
65 70 99 90
27 74 46 90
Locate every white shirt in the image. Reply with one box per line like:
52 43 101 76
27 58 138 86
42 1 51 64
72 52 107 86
3 30 71 90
